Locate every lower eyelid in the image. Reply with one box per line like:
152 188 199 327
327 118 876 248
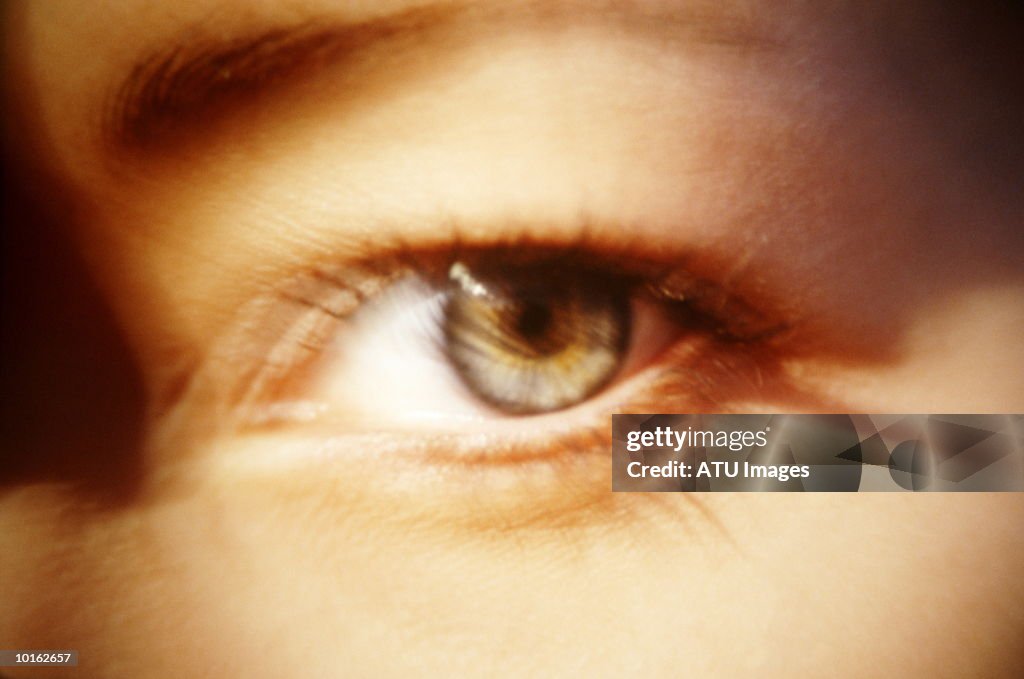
204 428 714 536
161 297 823 540
238 333 794 447
199 394 741 540
230 295 814 441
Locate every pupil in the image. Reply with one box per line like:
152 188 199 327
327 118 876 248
515 301 552 340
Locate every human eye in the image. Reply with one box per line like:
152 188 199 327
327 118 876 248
177 229 814 479
24 0 1021 527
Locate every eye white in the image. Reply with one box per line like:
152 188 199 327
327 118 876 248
316 276 498 427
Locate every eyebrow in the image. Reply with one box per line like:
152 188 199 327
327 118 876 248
105 1 771 153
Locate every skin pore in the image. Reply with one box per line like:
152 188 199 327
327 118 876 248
2 1 1023 677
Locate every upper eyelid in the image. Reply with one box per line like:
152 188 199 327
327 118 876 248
273 237 795 344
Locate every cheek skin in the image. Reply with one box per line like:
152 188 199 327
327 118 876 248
2 473 1023 677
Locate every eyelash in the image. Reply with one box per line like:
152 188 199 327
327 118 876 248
222 233 799 447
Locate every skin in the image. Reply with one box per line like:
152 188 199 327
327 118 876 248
2 1 1023 677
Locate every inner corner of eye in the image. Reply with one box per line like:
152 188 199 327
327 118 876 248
436 258 677 417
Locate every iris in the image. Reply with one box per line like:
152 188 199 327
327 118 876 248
443 260 630 414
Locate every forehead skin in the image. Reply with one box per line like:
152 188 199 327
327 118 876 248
2 1 1024 678
8 0 1023 410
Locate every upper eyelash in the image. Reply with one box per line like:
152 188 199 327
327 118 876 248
276 240 790 347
